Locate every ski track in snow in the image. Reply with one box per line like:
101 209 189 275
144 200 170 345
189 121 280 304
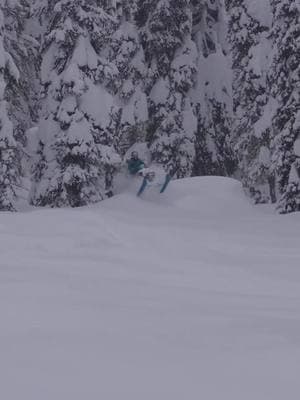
0 176 300 399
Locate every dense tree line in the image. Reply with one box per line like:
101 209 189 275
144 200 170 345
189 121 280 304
226 0 300 213
0 0 299 213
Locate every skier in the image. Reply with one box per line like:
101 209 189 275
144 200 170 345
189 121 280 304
127 151 146 175
126 151 172 196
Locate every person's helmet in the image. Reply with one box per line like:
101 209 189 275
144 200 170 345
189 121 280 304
131 151 139 159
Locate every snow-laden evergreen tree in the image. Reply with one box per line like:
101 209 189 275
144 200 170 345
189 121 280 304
110 0 148 154
137 0 197 178
191 0 235 177
0 8 22 211
226 0 300 212
269 0 300 213
225 0 273 203
32 0 122 207
3 0 39 141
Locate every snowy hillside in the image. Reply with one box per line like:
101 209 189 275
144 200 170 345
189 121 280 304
1 177 300 399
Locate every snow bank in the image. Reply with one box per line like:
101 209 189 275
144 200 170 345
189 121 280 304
244 0 273 28
0 177 300 399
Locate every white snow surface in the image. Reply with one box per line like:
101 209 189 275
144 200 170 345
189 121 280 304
294 137 300 157
1 176 300 399
244 0 272 28
191 47 233 114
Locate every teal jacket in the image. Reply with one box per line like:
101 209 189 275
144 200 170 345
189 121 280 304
127 158 145 175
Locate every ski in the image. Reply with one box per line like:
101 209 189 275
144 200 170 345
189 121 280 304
136 165 177 197
137 173 171 196
137 177 148 197
159 173 172 193
160 165 179 193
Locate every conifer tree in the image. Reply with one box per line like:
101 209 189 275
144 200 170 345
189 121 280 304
225 0 272 203
192 0 235 177
110 0 148 154
137 0 197 178
269 0 300 213
0 8 21 211
3 0 38 141
32 0 121 207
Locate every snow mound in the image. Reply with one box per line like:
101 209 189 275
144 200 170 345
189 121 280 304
1 176 300 400
109 176 253 218
165 176 251 215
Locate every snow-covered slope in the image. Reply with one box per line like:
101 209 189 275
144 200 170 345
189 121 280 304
1 177 300 399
